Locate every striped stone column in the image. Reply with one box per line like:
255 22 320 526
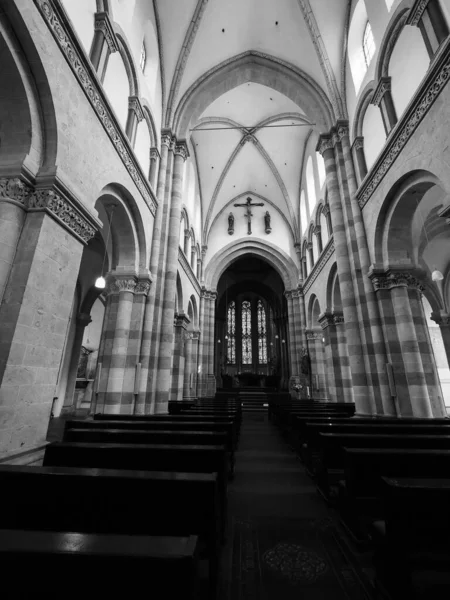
370 269 441 417
306 329 327 398
317 135 372 414
334 313 354 403
207 292 217 397
154 140 189 413
183 330 196 400
197 291 207 398
338 123 394 415
319 312 339 402
284 291 299 378
291 289 305 374
0 178 29 304
170 313 190 402
146 134 176 410
103 275 137 414
137 130 170 414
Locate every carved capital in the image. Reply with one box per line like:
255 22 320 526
322 203 330 216
318 312 334 329
352 136 365 152
174 140 189 161
161 129 173 148
336 120 350 141
333 312 344 325
313 225 321 236
28 189 96 243
284 290 293 300
369 269 425 293
191 330 201 341
306 329 322 341
201 245 208 258
128 96 144 122
316 135 334 156
135 279 151 295
107 277 137 295
307 242 313 251
150 147 161 162
174 312 190 328
431 311 450 326
372 77 392 107
0 177 32 206
94 11 119 53
407 0 431 26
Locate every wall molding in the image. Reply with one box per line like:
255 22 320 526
34 0 157 215
302 237 335 294
178 248 201 296
357 37 450 209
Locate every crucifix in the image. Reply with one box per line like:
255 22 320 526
233 196 264 235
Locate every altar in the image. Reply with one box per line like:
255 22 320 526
236 372 266 387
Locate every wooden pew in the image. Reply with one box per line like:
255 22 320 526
66 418 238 451
63 428 235 476
43 442 228 537
0 529 200 600
315 432 450 502
370 477 450 599
0 464 221 596
338 447 450 544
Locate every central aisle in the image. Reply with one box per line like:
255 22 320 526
218 411 372 600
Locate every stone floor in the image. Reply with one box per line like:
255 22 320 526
218 411 375 599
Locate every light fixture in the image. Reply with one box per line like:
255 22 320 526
218 339 221 344
281 339 286 344
322 337 326 344
95 205 115 289
432 269 444 281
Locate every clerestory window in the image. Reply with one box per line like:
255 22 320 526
139 43 146 72
362 21 376 68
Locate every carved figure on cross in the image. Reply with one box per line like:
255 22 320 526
233 196 264 235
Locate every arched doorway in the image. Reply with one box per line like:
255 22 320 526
215 256 288 390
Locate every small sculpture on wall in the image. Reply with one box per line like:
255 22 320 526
264 211 272 234
228 212 234 235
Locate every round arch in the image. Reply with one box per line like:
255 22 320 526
172 51 334 138
205 239 299 292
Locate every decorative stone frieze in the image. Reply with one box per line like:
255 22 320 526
0 177 32 206
303 238 335 294
34 0 157 216
357 39 450 208
94 11 119 53
306 330 322 340
128 96 144 122
407 0 431 26
28 189 96 243
352 137 364 152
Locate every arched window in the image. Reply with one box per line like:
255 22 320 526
242 301 252 365
300 190 308 236
316 152 326 188
385 0 395 10
139 43 146 72
257 300 267 364
306 157 317 213
362 21 376 68
226 301 236 364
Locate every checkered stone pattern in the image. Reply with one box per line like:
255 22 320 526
170 314 190 402
334 315 354 403
319 313 342 402
285 292 300 377
306 329 328 397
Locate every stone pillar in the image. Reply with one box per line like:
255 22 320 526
99 275 137 414
137 131 171 414
207 291 217 397
372 77 397 135
197 291 207 398
306 329 327 398
196 257 202 280
407 0 449 57
0 186 96 458
322 203 332 236
432 313 450 370
307 242 314 269
183 229 190 255
154 140 189 413
149 147 160 190
0 178 29 304
317 135 372 413
91 11 119 81
125 96 145 146
62 312 92 414
333 313 353 402
352 137 368 184
370 269 446 417
171 313 190 402
191 330 201 399
191 246 196 270
314 225 323 254
338 123 395 415
284 291 299 379
183 331 195 400
200 246 207 282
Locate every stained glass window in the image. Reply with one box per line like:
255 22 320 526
257 300 267 364
227 301 236 364
242 300 252 364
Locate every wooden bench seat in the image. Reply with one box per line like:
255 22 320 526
63 428 235 475
315 432 450 502
338 447 450 544
43 442 228 537
370 477 450 599
0 529 200 600
0 464 221 596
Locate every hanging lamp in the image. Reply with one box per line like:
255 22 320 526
95 205 115 289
